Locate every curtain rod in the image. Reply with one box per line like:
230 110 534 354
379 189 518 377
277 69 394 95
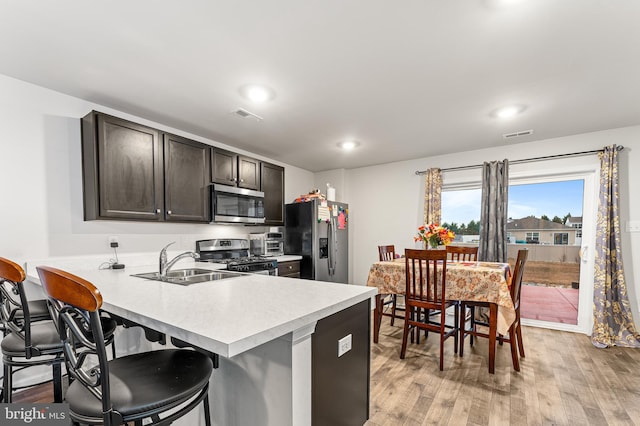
414 145 625 175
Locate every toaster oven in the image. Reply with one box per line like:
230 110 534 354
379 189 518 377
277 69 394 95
249 232 284 257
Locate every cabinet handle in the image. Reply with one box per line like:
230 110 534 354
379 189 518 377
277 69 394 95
167 210 172 215
156 209 161 213
240 179 244 183
288 266 293 270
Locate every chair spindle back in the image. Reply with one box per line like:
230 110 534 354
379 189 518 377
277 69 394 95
510 249 528 308
378 245 396 261
404 249 447 305
446 246 478 262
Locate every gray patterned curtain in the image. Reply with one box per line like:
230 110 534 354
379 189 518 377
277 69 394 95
479 160 509 263
423 168 442 225
592 145 640 348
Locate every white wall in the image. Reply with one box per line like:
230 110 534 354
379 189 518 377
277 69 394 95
314 169 346 202
0 74 313 263
344 126 640 328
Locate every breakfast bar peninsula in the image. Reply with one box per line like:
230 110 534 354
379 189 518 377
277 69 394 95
25 258 376 426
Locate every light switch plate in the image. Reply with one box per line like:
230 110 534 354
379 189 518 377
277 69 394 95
338 334 352 357
626 221 640 232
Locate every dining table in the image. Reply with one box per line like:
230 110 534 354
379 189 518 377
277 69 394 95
366 257 515 373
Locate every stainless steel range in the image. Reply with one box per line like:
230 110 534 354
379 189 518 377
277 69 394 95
196 238 278 275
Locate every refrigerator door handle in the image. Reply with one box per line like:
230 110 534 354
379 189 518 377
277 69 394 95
332 216 338 273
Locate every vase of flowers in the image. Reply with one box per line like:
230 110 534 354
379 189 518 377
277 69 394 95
414 223 455 249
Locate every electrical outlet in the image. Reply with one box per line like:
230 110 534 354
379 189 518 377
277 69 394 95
338 334 352 357
108 236 119 245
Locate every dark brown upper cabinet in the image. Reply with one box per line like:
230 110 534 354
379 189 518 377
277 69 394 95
82 111 210 223
82 112 164 221
163 133 210 222
260 161 285 225
211 148 260 190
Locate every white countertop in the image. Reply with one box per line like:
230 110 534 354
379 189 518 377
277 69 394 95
25 257 375 358
271 255 302 262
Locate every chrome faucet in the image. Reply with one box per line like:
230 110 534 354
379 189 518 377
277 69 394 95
159 242 200 278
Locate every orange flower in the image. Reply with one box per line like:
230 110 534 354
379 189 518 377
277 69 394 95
415 223 455 248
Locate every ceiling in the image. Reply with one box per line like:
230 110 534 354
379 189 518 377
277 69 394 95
2 1 640 172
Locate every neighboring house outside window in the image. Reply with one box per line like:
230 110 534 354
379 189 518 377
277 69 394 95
566 216 583 244
554 232 569 245
507 217 578 245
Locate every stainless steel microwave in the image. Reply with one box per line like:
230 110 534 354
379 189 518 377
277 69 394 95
211 184 265 224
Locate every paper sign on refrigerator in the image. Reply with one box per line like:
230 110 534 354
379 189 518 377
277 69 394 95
318 206 331 222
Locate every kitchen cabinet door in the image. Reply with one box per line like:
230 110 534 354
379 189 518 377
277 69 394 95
238 155 260 190
211 148 260 190
261 161 285 225
82 112 163 221
164 134 210 222
211 148 237 186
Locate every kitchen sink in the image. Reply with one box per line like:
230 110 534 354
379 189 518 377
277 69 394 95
131 268 241 285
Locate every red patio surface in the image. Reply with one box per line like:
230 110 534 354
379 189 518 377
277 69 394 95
520 284 579 324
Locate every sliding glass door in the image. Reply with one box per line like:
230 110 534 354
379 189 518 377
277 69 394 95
442 158 598 334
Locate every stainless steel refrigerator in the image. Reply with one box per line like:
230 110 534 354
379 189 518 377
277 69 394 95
284 199 349 283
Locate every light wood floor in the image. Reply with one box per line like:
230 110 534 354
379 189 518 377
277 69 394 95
12 321 640 426
367 320 640 426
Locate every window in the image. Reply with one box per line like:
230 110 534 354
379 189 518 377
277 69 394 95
441 188 481 242
571 223 583 238
526 232 539 243
554 233 569 245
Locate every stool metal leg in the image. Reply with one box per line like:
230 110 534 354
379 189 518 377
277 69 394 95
203 393 212 426
53 361 63 403
3 363 11 403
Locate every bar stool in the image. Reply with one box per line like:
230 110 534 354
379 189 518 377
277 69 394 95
0 257 65 402
37 265 213 426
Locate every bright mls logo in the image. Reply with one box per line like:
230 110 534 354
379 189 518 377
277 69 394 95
1 404 69 425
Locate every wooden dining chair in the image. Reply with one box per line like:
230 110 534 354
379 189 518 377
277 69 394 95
446 245 479 262
400 249 459 371
36 265 213 426
508 249 528 358
447 245 479 320
458 249 528 371
376 245 404 326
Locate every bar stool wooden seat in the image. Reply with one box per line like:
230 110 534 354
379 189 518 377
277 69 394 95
36 265 213 426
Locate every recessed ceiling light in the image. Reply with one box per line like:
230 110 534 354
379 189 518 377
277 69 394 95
493 105 525 119
337 140 360 151
240 85 275 103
